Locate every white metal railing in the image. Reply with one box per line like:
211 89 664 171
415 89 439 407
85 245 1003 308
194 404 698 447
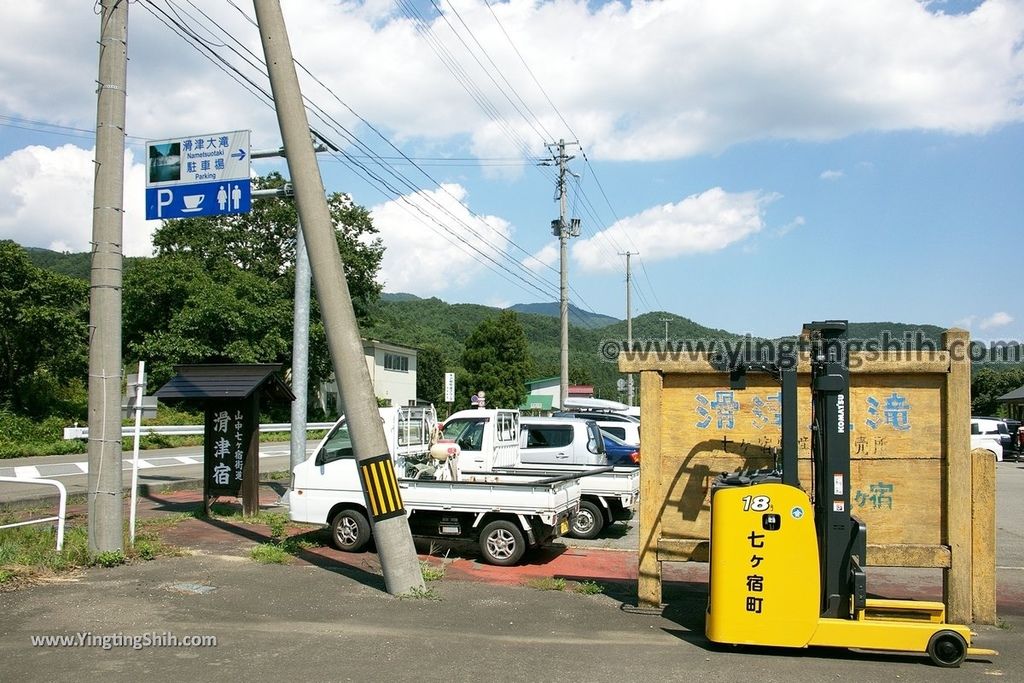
62 422 334 440
0 476 67 551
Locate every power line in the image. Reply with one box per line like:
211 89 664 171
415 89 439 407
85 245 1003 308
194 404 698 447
140 0 566 304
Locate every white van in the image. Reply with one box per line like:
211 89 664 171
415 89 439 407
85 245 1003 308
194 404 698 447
517 416 609 466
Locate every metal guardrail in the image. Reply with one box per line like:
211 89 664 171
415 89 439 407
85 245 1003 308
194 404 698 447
62 422 335 440
0 476 67 550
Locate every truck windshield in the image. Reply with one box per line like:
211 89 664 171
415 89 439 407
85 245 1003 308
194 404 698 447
442 418 486 452
316 421 354 465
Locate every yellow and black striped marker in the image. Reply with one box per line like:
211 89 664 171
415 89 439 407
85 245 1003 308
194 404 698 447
358 454 405 521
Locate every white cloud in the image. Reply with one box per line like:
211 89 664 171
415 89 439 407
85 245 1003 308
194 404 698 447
370 183 513 294
820 170 845 181
0 144 152 256
1 0 1021 162
979 311 1014 330
523 244 559 272
776 215 806 237
572 187 778 272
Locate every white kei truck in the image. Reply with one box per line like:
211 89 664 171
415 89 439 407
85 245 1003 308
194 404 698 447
287 406 582 566
441 409 640 540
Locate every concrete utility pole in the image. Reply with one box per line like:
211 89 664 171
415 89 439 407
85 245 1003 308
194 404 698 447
253 0 424 595
543 139 579 409
620 251 635 407
87 0 128 554
660 317 671 344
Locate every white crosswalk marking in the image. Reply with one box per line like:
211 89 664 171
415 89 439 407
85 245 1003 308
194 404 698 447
14 466 40 479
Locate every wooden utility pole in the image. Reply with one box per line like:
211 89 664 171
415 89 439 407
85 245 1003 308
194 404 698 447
87 0 128 554
252 0 424 596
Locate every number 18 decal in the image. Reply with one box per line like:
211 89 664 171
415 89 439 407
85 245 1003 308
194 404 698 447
742 495 771 512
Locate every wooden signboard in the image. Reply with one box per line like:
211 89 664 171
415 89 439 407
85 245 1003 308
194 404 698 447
621 330 995 624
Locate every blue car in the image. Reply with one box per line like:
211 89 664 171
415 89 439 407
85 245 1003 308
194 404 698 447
602 430 640 467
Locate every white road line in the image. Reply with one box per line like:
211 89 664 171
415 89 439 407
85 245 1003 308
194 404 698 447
14 466 41 479
4 450 293 480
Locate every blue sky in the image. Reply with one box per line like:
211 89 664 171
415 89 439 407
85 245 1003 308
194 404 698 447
1 0 1022 342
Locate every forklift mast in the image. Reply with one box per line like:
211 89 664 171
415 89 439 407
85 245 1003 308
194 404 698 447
713 321 867 618
805 321 867 618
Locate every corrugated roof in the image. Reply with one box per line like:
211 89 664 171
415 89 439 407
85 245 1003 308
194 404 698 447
155 364 294 404
997 385 1024 402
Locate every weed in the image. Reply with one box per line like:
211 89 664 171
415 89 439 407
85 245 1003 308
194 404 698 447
574 580 604 595
401 585 441 601
93 550 126 568
996 617 1012 631
420 561 446 582
250 543 291 564
267 514 288 543
526 577 566 591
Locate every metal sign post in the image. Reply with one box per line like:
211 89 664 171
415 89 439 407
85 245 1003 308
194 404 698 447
128 361 145 544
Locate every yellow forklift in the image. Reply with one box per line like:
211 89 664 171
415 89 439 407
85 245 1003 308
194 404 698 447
705 321 996 667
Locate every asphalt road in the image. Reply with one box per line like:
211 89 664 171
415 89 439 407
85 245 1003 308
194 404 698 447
0 444 307 504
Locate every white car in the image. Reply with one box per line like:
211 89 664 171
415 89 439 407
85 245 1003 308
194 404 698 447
971 418 1004 462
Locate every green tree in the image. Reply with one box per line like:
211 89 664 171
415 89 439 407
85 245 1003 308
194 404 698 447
124 173 384 390
416 346 446 406
460 311 531 410
971 364 1024 416
0 241 88 417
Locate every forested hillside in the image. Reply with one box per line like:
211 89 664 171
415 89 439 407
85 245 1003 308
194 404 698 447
19 243 1024 411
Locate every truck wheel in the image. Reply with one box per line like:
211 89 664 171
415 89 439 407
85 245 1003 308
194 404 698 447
569 501 605 540
479 520 525 566
330 509 370 552
927 630 967 668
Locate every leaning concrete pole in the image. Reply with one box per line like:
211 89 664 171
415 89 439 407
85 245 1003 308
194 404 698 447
253 0 424 595
87 0 128 554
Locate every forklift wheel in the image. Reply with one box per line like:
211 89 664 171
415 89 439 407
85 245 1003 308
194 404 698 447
926 630 967 668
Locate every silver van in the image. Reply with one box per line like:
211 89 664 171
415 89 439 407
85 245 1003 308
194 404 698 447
518 417 608 467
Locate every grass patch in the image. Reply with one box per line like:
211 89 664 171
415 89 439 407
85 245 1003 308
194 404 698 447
574 580 604 595
0 519 181 590
420 560 446 582
526 577 567 592
250 543 292 564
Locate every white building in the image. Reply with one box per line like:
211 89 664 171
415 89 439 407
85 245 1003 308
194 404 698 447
319 339 419 415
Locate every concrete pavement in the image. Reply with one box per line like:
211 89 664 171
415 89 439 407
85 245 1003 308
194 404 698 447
0 482 1020 681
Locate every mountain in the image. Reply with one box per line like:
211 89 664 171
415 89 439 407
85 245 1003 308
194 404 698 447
23 247 92 280
509 302 621 329
23 244 967 396
381 292 423 302
23 246 147 281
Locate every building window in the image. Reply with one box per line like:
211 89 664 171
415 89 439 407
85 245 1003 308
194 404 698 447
384 353 409 372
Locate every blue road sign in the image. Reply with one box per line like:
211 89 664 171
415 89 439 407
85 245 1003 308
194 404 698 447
145 129 251 220
145 179 252 220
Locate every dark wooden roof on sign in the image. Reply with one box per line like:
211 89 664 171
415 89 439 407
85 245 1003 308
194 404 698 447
997 385 1024 403
154 364 295 404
